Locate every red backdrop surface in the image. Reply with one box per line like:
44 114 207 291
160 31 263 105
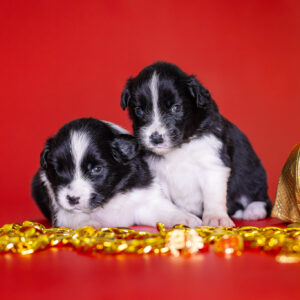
0 1 299 223
1 2 300 300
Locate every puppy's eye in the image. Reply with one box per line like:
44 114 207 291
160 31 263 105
135 107 144 117
171 104 182 113
90 166 102 175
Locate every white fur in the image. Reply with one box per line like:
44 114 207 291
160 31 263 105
102 120 130 134
40 171 56 205
230 195 250 219
71 130 90 169
147 134 234 227
55 180 202 229
231 209 243 219
238 195 249 208
57 130 94 211
150 71 160 126
39 170 60 223
243 201 267 220
140 72 172 154
233 196 267 220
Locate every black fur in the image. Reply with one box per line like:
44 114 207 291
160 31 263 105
32 171 52 221
121 61 272 217
31 118 152 224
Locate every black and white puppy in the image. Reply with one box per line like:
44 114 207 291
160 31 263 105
32 118 202 228
121 61 272 227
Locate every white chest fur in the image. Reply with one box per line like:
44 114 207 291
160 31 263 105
146 134 231 217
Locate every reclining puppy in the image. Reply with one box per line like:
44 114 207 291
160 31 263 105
120 61 272 227
32 118 202 228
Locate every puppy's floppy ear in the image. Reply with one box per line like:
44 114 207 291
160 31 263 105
111 134 140 164
40 138 53 169
187 75 211 107
120 77 133 110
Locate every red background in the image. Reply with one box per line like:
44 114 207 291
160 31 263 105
0 1 299 222
1 2 300 299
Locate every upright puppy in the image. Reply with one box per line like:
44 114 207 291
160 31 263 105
32 118 202 228
121 61 272 227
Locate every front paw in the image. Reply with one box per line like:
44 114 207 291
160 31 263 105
243 201 267 220
202 214 235 227
168 212 202 228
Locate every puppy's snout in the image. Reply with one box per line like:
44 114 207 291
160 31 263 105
150 132 164 145
66 195 80 205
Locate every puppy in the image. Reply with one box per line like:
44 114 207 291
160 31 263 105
31 118 202 228
121 61 272 227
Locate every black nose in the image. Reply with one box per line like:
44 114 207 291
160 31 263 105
67 195 80 205
150 132 164 145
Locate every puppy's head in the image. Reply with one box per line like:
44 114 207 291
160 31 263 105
121 61 214 155
40 118 139 212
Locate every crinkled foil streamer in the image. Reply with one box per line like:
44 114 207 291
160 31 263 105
272 143 300 222
1 221 300 263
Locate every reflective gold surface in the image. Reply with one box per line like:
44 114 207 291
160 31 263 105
272 144 300 222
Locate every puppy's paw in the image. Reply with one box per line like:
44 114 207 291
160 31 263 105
243 201 267 220
184 213 203 228
168 212 202 228
202 214 235 227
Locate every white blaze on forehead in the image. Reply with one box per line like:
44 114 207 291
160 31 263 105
140 71 172 154
149 71 160 123
148 71 165 132
56 130 94 211
70 130 90 173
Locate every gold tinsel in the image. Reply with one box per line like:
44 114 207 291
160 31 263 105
0 221 300 263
